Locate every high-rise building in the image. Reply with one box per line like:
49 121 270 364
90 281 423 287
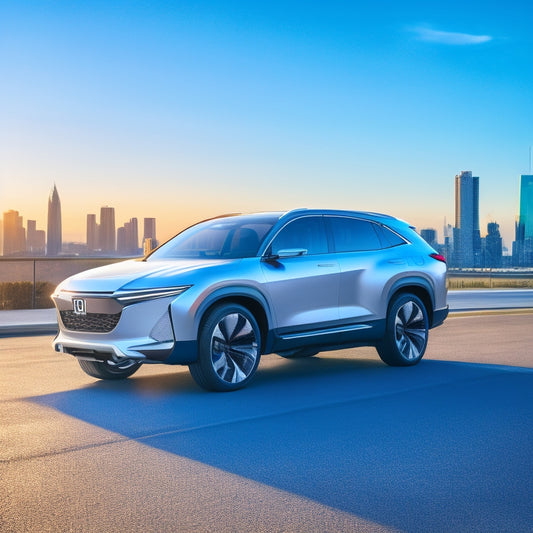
47 184 62 256
27 220 46 255
517 175 533 240
2 210 26 256
420 228 437 248
454 171 481 267
143 217 158 251
485 222 502 267
86 214 98 253
99 206 116 254
513 174 533 266
117 217 139 256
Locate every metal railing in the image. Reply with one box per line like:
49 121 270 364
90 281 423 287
1 258 533 310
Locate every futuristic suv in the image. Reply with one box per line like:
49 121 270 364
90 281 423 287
52 209 448 391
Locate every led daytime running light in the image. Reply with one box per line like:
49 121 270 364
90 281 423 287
115 286 191 303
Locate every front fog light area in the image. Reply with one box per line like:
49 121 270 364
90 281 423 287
149 310 175 342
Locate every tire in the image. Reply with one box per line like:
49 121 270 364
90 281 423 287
189 303 261 392
377 293 429 366
78 358 142 380
278 349 318 359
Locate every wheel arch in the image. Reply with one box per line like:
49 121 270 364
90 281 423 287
386 278 434 326
195 287 272 354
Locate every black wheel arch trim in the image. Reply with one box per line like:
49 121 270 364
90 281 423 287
386 276 436 324
193 285 275 353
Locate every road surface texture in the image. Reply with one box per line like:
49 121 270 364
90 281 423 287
1 313 532 533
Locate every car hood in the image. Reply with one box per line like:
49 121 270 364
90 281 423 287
56 259 234 293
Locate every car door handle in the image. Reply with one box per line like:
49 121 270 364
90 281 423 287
317 263 336 267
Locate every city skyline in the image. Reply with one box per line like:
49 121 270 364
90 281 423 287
1 2 532 247
2 171 533 266
1 185 159 256
1 170 530 252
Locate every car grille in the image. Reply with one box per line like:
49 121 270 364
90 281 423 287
60 311 121 333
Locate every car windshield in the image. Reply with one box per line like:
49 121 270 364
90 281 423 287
147 214 280 260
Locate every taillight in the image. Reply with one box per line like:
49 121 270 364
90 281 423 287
430 253 446 264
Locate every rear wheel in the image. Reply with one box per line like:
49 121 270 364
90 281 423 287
78 359 141 380
189 303 261 392
377 293 429 366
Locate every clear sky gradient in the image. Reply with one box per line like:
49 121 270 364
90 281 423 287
1 1 532 248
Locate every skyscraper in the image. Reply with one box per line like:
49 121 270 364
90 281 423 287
27 220 46 255
143 217 158 251
485 222 502 267
514 174 533 266
454 171 480 267
86 214 98 253
47 184 62 256
2 210 26 256
420 228 437 248
117 217 139 255
518 175 533 240
99 206 116 254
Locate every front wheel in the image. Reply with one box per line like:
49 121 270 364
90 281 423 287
377 293 429 366
189 303 261 392
78 359 142 380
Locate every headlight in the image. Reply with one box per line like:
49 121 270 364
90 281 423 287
114 286 191 304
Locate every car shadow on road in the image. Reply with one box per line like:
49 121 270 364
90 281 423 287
31 356 533 533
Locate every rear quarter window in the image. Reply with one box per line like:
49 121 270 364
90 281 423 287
375 225 408 248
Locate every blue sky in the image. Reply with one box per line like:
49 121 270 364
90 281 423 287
1 1 532 247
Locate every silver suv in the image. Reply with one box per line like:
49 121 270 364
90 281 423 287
52 209 448 391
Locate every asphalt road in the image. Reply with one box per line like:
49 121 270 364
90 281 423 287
1 313 532 533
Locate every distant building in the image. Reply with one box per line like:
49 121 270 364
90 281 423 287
86 214 98 253
513 175 533 266
99 206 116 254
2 210 26 256
518 174 533 239
420 228 438 249
47 184 62 256
143 217 158 251
485 222 502 267
27 220 46 255
454 171 481 267
117 217 139 256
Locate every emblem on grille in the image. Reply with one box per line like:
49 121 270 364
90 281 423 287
72 298 87 315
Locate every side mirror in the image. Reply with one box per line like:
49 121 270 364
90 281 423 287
273 248 308 260
262 248 308 262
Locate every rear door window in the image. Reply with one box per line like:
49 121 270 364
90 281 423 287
328 217 383 252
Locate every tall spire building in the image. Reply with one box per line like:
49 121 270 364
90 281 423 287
454 171 481 268
47 184 62 256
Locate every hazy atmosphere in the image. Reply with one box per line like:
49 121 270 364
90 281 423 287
1 1 532 247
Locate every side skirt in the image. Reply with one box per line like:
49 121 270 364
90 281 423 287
268 319 386 354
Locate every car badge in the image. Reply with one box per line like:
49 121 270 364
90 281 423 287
72 298 87 316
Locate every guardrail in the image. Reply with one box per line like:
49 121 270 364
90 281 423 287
1 258 533 310
447 268 533 289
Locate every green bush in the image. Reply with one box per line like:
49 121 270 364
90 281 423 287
0 281 56 310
